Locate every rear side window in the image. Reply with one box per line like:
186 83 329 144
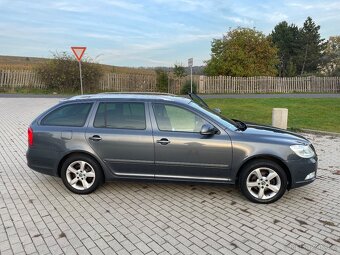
41 103 92 127
94 102 146 130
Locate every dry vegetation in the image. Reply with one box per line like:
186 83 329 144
0 56 46 70
0 55 156 74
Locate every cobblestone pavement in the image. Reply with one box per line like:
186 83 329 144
0 97 340 255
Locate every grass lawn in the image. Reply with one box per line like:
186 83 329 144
205 98 340 133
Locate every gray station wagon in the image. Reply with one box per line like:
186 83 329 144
26 93 317 203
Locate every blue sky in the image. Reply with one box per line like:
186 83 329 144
0 0 339 67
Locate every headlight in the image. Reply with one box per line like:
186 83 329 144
290 144 315 158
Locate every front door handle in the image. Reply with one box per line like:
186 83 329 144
89 135 102 141
156 138 170 145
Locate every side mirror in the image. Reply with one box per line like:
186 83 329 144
200 123 217 135
213 108 221 114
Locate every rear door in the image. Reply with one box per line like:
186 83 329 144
86 101 154 177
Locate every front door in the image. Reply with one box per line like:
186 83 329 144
151 103 232 180
86 101 154 177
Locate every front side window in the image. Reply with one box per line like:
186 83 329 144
41 103 92 127
153 104 207 132
94 102 146 130
189 102 238 131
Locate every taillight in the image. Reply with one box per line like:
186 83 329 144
28 127 33 147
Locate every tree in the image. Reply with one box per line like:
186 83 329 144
173 63 186 78
36 52 103 93
319 36 340 76
204 28 279 76
270 21 300 76
296 17 326 75
155 68 168 92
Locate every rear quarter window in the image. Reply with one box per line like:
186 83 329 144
41 103 92 127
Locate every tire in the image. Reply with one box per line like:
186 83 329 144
239 160 287 204
60 154 104 194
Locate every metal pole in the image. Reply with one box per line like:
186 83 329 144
190 66 193 93
79 60 83 95
168 70 170 94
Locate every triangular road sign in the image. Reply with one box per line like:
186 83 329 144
71 46 87 61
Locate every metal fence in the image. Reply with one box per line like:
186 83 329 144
1 69 339 94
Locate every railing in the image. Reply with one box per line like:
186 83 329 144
0 69 45 88
198 76 340 93
0 69 339 94
99 73 157 93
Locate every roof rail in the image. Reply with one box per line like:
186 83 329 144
98 92 177 96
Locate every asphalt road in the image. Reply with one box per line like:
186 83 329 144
201 93 340 99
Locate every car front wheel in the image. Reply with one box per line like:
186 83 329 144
61 154 103 194
239 160 288 204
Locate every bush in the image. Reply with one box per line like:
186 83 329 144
331 67 340 76
155 68 168 92
36 52 103 93
180 80 197 94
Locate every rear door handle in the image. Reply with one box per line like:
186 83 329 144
156 138 170 145
89 135 102 141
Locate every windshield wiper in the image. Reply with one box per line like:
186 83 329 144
232 119 247 131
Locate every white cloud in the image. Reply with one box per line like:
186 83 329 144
223 16 254 26
266 12 289 23
1 0 340 66
104 0 144 11
89 31 221 66
84 33 124 40
227 3 289 25
150 0 225 13
286 1 340 11
49 1 92 13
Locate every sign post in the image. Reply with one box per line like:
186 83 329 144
188 58 193 93
71 46 87 94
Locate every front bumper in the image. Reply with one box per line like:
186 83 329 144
287 156 318 189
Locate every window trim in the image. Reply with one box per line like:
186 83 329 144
93 101 147 130
152 103 213 134
40 102 93 127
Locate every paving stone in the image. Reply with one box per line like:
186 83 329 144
0 98 339 255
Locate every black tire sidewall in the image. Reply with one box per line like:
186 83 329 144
61 154 103 195
239 160 288 204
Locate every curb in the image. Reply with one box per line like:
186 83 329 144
0 93 66 98
299 128 340 137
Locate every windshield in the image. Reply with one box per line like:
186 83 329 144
189 101 238 131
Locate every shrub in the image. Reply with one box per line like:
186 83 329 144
180 80 197 95
155 68 168 92
36 52 103 93
173 64 186 78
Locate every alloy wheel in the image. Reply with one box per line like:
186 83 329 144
66 160 96 190
246 167 281 200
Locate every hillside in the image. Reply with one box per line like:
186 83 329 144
0 55 205 75
0 55 46 69
0 55 156 74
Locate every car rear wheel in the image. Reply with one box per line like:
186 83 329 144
239 160 287 204
61 154 103 194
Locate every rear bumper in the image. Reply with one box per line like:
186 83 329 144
287 156 318 189
26 148 59 177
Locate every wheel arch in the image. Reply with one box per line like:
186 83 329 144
57 150 106 181
235 155 292 189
